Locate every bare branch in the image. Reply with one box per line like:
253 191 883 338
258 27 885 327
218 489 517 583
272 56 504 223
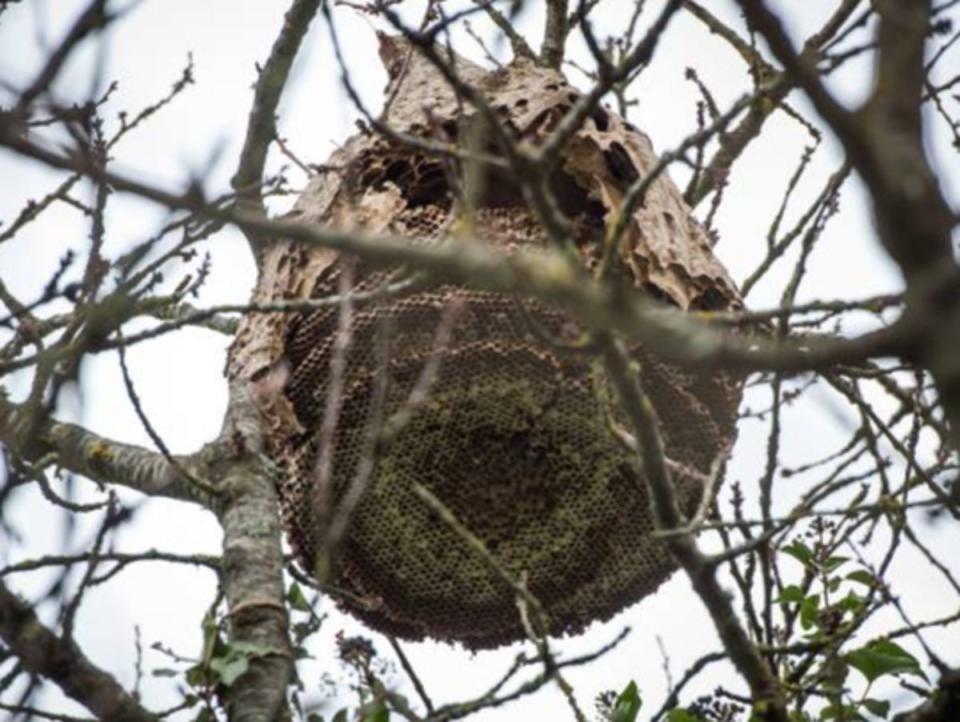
214 382 294 721
541 0 569 68
14 0 113 111
231 0 321 258
0 393 212 504
600 335 789 722
0 579 157 722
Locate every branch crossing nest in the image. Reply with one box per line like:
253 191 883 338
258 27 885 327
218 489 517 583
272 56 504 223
229 40 744 649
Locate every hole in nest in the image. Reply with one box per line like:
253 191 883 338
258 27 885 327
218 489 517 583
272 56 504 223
690 287 729 312
641 282 673 305
604 141 640 186
441 119 458 140
383 159 412 185
591 107 610 132
404 163 450 208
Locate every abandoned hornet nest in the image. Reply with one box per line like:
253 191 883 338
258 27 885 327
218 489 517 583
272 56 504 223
228 37 745 649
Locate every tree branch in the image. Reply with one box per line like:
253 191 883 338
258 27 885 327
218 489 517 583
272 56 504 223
735 0 960 449
0 393 213 505
214 382 293 722
600 335 789 722
893 668 960 722
0 579 157 722
15 0 113 111
0 128 915 378
540 0 569 68
231 0 321 259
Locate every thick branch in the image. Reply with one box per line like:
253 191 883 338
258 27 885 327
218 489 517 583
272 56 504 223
540 0 569 68
231 0 321 256
215 383 293 722
473 0 535 62
0 393 211 505
0 129 915 378
0 579 156 722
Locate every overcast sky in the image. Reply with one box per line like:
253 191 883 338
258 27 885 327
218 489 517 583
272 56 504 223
1 1 959 720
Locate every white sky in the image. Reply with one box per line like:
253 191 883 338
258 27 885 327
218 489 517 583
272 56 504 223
1 1 959 720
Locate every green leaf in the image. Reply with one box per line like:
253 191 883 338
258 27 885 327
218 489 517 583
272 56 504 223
820 702 865 720
846 570 876 587
287 581 312 612
186 663 207 688
666 710 703 722
294 621 316 645
846 640 924 683
200 612 227 662
837 591 865 614
862 698 891 718
782 541 814 566
820 654 849 693
611 681 642 722
228 641 274 658
331 710 349 722
823 555 849 572
209 654 249 686
800 594 821 630
776 585 805 604
360 698 389 722
201 612 218 651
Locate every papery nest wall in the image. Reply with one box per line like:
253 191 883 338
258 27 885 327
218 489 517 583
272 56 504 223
228 38 745 649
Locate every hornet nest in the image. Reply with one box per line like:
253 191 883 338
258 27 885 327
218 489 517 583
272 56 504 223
228 37 744 649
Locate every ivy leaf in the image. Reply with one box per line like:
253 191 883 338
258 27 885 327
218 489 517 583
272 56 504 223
846 570 876 587
776 585 805 604
862 698 891 718
782 541 814 567
820 702 865 720
611 681 642 722
228 641 274 657
666 710 703 722
294 622 317 647
800 594 821 630
209 654 249 687
846 640 924 683
193 708 215 722
186 663 208 688
287 581 312 612
360 698 389 722
823 556 849 572
837 590 865 615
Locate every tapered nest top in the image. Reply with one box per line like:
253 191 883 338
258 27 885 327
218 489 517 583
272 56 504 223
228 40 744 649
